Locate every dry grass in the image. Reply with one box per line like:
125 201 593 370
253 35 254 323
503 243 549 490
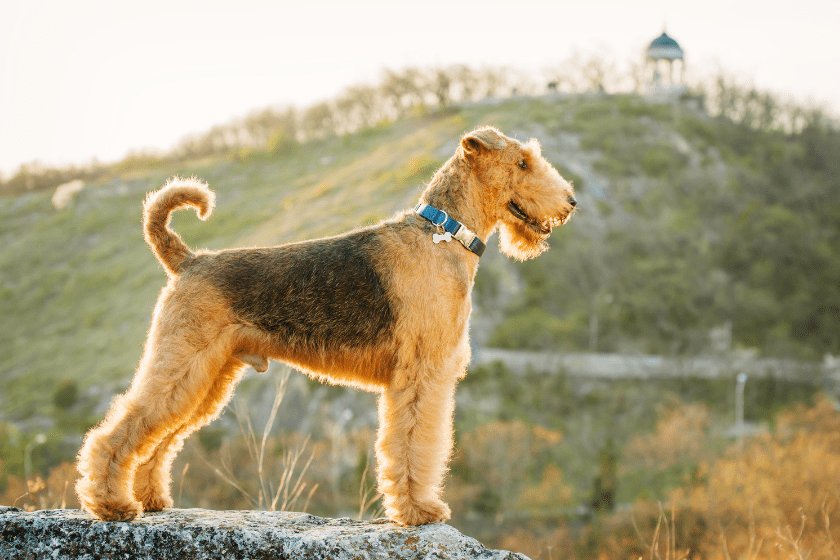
197 368 318 512
356 452 384 521
633 503 690 560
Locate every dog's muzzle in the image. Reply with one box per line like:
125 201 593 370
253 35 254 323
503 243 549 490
507 200 574 235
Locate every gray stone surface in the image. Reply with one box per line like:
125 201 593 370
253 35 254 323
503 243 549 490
0 506 530 559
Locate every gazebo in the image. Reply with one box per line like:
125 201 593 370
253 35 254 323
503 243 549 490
645 32 685 93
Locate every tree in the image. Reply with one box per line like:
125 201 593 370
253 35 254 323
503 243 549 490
301 102 334 140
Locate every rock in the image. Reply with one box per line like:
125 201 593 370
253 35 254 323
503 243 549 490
0 506 530 559
51 179 85 210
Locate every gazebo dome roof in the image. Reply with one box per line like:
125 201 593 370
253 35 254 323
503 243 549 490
646 32 684 61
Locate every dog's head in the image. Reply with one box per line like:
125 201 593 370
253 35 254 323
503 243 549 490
460 127 576 261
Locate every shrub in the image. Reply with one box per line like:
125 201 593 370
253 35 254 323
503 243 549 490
52 380 78 410
642 145 688 178
669 395 840 559
488 308 584 351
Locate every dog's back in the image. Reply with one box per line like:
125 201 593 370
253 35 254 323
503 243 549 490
189 229 398 387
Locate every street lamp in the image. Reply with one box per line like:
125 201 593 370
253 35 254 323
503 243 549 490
735 372 747 440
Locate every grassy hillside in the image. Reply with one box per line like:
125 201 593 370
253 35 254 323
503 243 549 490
0 115 450 420
3 91 840 559
0 99 571 420
2 93 839 422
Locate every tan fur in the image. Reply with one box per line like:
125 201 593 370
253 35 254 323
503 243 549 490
75 126 576 525
143 177 215 277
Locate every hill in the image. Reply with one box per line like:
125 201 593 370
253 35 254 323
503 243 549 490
3 89 840 559
2 93 838 422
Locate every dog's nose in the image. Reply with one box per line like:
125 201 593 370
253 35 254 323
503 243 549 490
568 196 577 207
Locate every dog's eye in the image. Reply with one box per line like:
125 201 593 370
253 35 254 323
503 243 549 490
518 160 527 170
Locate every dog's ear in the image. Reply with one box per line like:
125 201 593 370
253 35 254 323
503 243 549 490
461 127 507 158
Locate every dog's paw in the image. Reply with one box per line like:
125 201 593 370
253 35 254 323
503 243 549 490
388 498 451 526
133 475 174 512
133 479 173 512
138 492 173 512
83 498 143 522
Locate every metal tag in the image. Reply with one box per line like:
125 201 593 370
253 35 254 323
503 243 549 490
433 232 453 244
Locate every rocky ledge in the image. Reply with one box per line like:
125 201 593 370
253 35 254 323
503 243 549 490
0 506 529 559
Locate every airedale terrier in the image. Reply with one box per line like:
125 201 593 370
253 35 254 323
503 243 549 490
75 126 576 525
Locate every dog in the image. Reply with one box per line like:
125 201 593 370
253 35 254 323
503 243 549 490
75 126 576 525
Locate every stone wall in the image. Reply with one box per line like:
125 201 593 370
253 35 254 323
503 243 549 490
0 506 529 560
473 348 826 383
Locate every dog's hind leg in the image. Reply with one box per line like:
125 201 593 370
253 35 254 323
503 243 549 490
76 324 241 521
132 356 246 511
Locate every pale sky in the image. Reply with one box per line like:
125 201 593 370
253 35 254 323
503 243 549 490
1 0 838 176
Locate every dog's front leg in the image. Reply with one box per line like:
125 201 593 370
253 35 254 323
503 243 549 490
374 372 457 525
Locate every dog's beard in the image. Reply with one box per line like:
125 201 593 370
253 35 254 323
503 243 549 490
498 219 550 261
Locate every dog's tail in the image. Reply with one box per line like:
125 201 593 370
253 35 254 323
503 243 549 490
143 177 215 276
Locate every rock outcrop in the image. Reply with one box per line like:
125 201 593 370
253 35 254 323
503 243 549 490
0 506 529 559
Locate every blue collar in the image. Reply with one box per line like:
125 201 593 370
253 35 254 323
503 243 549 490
414 203 486 257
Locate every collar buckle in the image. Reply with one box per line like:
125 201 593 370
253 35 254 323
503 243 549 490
414 203 486 257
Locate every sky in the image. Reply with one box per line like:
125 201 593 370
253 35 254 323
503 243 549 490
1 0 839 176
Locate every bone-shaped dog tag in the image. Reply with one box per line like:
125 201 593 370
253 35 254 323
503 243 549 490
433 232 452 244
